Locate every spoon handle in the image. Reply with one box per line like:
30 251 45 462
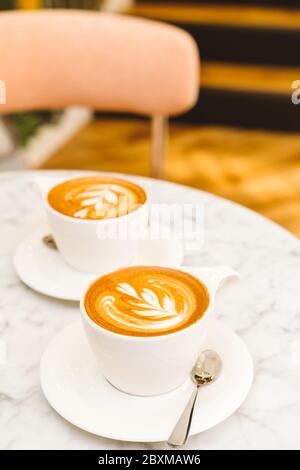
167 385 199 447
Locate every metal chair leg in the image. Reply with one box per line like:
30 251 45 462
151 115 168 179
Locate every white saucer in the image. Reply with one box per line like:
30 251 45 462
40 319 253 443
14 225 184 301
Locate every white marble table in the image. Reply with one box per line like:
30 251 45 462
0 170 299 450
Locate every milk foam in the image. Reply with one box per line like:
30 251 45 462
48 177 146 220
72 184 138 219
99 280 193 331
85 267 209 336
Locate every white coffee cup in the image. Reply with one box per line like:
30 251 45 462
80 265 238 396
30 176 148 273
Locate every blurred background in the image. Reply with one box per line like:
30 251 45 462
0 0 299 236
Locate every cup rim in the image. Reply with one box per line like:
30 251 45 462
80 266 212 342
44 175 148 224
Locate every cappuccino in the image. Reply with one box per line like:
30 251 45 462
84 266 209 337
48 176 146 220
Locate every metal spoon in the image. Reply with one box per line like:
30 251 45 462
168 349 222 447
42 234 57 250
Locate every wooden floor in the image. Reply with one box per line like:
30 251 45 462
42 119 300 237
129 3 300 29
201 63 300 95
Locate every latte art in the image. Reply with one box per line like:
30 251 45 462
85 267 209 336
48 177 146 220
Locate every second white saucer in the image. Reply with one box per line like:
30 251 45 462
14 225 184 301
40 318 253 443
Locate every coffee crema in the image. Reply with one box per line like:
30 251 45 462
84 266 209 337
47 176 146 220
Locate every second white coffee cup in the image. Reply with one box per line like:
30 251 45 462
31 176 148 273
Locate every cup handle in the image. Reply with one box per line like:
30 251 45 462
182 266 239 294
28 177 57 199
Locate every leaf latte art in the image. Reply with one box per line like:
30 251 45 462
48 177 146 220
85 267 210 336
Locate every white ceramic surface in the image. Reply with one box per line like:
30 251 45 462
1 171 300 449
40 318 253 442
81 266 238 396
13 225 184 301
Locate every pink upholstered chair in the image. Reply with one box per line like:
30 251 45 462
0 10 199 177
